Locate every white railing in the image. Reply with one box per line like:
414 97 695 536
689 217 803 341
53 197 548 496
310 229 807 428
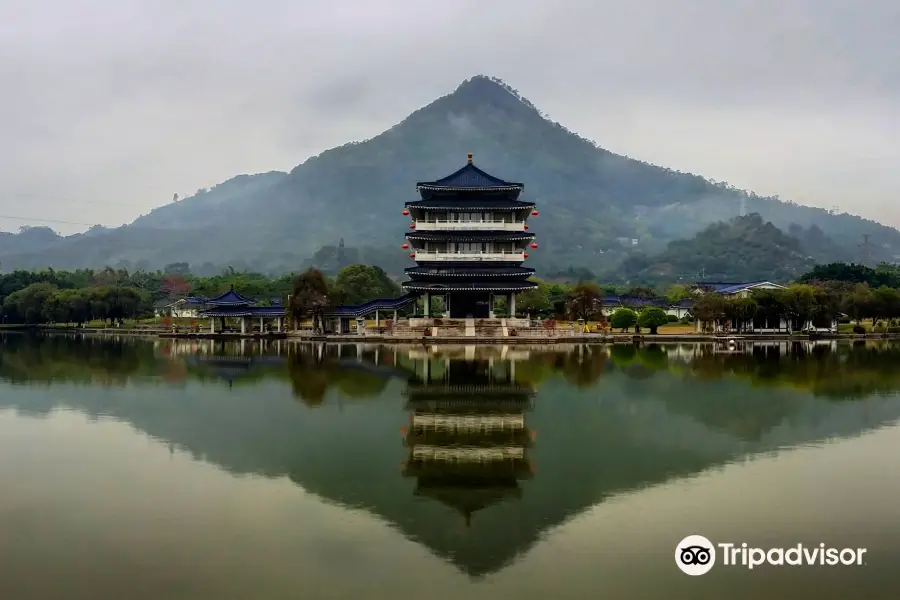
414 220 526 231
413 250 526 261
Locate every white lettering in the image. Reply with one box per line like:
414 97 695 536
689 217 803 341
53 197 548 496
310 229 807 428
838 549 856 565
803 547 819 564
748 548 766 570
784 545 803 566
856 548 867 565
825 548 839 566
767 548 784 565
718 543 734 565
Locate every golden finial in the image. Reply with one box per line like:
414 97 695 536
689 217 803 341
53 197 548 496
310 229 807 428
467 152 473 164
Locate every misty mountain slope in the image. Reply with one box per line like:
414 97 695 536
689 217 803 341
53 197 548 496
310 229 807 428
131 171 287 230
1 75 898 273
609 214 819 283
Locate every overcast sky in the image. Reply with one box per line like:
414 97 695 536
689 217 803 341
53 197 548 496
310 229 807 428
2 0 898 235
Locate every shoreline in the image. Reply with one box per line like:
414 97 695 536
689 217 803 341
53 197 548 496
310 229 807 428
8 325 900 344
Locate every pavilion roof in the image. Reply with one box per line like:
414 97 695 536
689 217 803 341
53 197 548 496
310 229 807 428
416 157 523 192
206 285 255 306
199 306 285 318
323 293 416 317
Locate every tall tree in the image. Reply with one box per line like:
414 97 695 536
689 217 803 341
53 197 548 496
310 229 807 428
288 268 331 332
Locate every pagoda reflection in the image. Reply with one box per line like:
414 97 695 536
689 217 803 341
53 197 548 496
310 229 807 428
402 352 535 526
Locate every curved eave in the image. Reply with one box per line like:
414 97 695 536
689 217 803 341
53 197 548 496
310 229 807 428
416 184 523 192
405 270 535 278
402 282 538 292
405 232 535 242
199 308 286 317
405 203 535 211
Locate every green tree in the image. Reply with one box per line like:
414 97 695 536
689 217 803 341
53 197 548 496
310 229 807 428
288 268 331 332
692 293 727 332
516 278 551 317
332 265 400 305
566 282 603 320
637 307 668 334
610 308 638 332
724 296 757 332
841 284 874 324
2 282 58 324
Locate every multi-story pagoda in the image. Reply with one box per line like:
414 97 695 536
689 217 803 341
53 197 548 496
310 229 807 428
402 153 539 319
401 357 535 526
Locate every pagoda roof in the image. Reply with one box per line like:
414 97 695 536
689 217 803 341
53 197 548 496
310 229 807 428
206 286 255 306
416 157 523 192
402 280 538 293
405 197 534 211
406 231 535 243
405 265 535 278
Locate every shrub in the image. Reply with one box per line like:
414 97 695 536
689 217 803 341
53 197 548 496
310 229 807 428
637 307 669 335
888 327 900 334
852 325 866 335
610 308 638 331
666 314 679 323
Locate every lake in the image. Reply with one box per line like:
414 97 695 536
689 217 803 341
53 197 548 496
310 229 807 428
1 335 900 599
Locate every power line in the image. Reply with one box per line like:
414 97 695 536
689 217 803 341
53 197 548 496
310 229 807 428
6 192 150 209
0 214 105 227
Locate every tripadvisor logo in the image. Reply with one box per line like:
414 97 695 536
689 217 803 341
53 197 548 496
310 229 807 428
675 535 867 575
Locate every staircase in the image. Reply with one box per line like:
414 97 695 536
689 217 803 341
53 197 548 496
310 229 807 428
474 319 503 339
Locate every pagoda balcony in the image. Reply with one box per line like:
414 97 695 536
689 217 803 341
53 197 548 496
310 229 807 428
413 249 526 262
413 219 527 232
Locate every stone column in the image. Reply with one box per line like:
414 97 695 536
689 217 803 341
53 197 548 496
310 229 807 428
423 293 430 317
277 317 283 332
489 294 495 319
375 310 380 328
509 293 516 318
209 318 215 333
393 309 398 323
259 318 264 332
240 317 247 335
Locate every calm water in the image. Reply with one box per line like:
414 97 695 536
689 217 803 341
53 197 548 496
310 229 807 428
2 335 900 599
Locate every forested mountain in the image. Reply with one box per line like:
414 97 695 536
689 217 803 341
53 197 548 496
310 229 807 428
1 75 898 275
607 214 819 284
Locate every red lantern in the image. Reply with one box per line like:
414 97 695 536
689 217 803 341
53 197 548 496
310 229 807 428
409 222 416 229
524 224 529 230
402 209 409 216
530 242 538 249
409 253 415 258
401 243 409 249
531 210 539 216
523 253 529 259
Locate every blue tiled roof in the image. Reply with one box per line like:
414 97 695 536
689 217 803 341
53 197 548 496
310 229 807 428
405 196 533 210
417 162 523 190
695 281 785 294
324 294 417 317
207 286 254 306
200 306 285 317
184 296 208 304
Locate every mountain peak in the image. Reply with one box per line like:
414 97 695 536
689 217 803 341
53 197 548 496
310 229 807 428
442 75 542 117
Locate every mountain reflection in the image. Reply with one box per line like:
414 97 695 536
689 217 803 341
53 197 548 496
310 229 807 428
3 335 900 576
